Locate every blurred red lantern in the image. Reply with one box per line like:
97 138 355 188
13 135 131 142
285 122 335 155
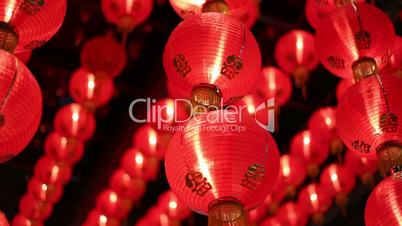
54 103 96 142
254 67 293 106
133 125 169 159
80 36 127 78
151 98 190 131
239 0 259 29
247 205 266 224
158 191 191 220
290 130 329 178
277 154 306 197
145 206 180 226
69 68 114 110
236 94 276 128
260 217 282 226
0 0 66 53
33 156 72 186
0 211 8 226
96 189 133 220
44 132 84 165
120 147 160 181
298 183 332 225
277 202 308 226
344 150 377 186
19 194 52 221
101 0 153 32
15 51 32 64
365 172 402 226
0 50 42 164
11 214 42 226
336 78 355 102
83 210 120 226
27 178 63 204
315 3 395 79
164 110 280 225
109 169 146 201
163 12 261 107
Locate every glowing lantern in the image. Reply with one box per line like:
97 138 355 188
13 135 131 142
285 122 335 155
0 50 42 164
315 3 395 79
80 36 127 78
69 68 114 110
133 125 169 159
120 147 160 181
95 189 133 220
11 214 42 226
158 191 191 220
277 202 308 226
0 211 8 226
19 194 52 221
44 132 84 165
336 78 355 102
365 172 402 226
34 156 72 186
144 206 181 226
260 217 282 226
83 210 120 226
277 154 306 197
236 93 276 128
0 0 66 53
151 98 190 130
254 67 292 106
109 169 146 201
344 150 377 186
163 12 261 108
27 178 63 204
298 183 332 225
164 110 280 225
290 130 329 178
54 103 96 142
101 0 153 32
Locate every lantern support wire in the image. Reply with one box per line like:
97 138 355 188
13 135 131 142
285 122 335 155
0 69 18 112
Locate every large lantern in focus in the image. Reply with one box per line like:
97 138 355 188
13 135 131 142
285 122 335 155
109 169 146 201
254 67 292 106
336 78 355 102
277 202 308 226
163 12 261 109
44 132 85 165
290 130 329 178
121 147 160 181
69 68 115 110
336 73 402 176
365 172 402 226
96 189 133 220
164 110 280 225
277 154 306 198
0 211 8 226
320 163 356 215
101 0 153 32
158 191 192 220
0 0 66 53
344 150 377 186
80 36 127 78
0 50 42 164
298 183 332 225
315 3 395 79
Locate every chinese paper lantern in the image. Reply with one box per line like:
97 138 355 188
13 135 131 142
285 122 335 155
239 0 259 29
365 172 402 226
236 94 276 129
54 103 96 142
164 110 280 225
320 163 356 215
0 0 66 53
158 191 191 220
95 189 133 220
151 98 190 131
344 150 377 186
277 202 308 226
133 125 169 159
336 78 355 102
11 214 43 226
19 194 52 221
336 73 402 175
83 210 120 226
69 68 114 110
145 206 181 226
101 0 153 32
109 169 146 201
80 36 127 78
15 51 32 64
315 3 395 79
163 12 261 108
0 211 8 226
298 183 332 225
121 147 160 181
0 50 42 164
260 217 282 226
277 154 306 198
167 80 188 99
27 178 63 204
290 130 329 178
44 132 84 165
33 156 72 186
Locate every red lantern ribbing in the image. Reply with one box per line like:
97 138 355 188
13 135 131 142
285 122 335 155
336 78 355 102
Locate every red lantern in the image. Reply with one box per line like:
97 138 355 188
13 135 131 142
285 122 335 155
365 172 402 226
239 0 259 29
95 189 133 220
109 169 146 201
290 130 329 178
133 125 169 159
101 0 153 32
27 178 63 204
0 211 8 226
277 202 308 226
15 51 32 64
0 0 66 53
44 132 84 165
69 68 114 109
80 36 127 78
277 154 306 197
0 50 42 164
11 214 42 226
336 74 402 161
254 67 293 106
151 98 190 131
260 217 282 226
120 147 160 181
54 103 96 142
163 12 261 106
164 110 280 225
236 94 275 127
336 78 355 102
19 194 52 221
33 156 72 186
158 191 191 220
298 183 332 225
391 36 402 69
315 3 395 78
344 150 377 185
166 80 188 100
83 210 120 226
145 206 180 226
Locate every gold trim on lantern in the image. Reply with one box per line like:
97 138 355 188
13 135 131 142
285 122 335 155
376 141 402 177
352 57 378 82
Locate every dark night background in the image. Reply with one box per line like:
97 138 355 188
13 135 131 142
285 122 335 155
0 0 401 225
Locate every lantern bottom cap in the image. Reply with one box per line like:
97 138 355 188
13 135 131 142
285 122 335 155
0 22 18 53
377 141 402 177
352 57 378 82
208 199 247 226
202 0 230 14
191 83 222 113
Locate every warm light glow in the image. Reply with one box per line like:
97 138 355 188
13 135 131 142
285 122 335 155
148 132 157 146
281 156 291 177
325 117 332 127
99 215 108 224
166 100 175 117
71 107 80 135
109 192 118 203
268 69 277 91
303 135 311 145
135 152 144 165
333 5 359 59
41 184 48 192
295 32 304 64
329 166 342 192
86 74 96 99
209 29 228 84
310 193 317 202
169 200 178 209
50 166 60 182
302 132 312 159
126 0 134 14
3 0 17 23
243 95 256 114
72 112 80 122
